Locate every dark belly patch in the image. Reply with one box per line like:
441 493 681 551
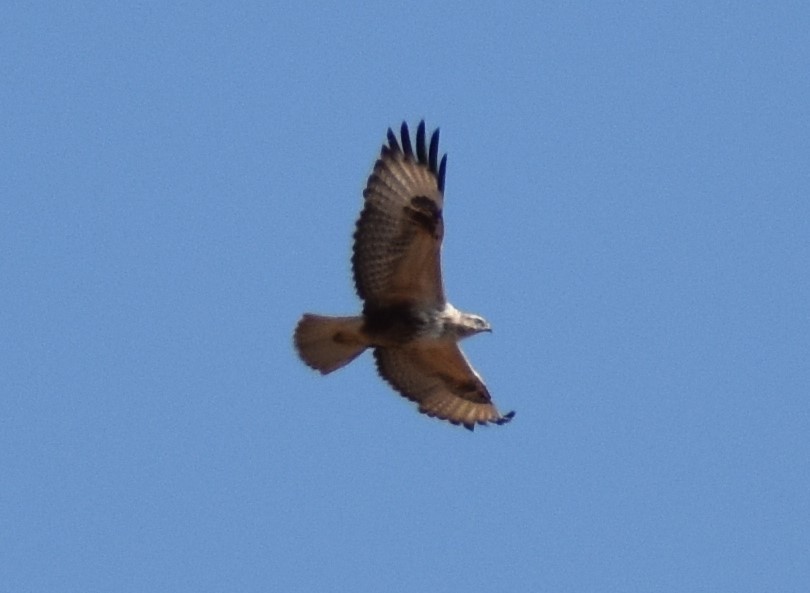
362 302 426 343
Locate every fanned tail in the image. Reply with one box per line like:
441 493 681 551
293 314 368 374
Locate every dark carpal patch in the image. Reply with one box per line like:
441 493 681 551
438 373 491 403
406 196 442 237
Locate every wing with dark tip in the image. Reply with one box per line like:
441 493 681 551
374 343 515 430
352 121 448 308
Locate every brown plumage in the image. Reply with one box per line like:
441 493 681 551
293 121 514 430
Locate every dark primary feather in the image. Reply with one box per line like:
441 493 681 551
400 122 413 157
428 131 439 176
386 128 400 152
415 121 427 163
437 155 447 193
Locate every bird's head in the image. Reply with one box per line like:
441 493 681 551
439 304 491 339
454 312 492 339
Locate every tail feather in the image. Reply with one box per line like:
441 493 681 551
293 314 368 374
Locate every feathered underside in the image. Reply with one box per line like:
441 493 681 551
374 342 514 431
352 121 448 310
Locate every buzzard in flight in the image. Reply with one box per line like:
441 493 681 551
293 121 514 430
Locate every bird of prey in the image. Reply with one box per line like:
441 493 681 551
293 121 514 430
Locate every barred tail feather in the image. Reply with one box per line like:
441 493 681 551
293 314 368 374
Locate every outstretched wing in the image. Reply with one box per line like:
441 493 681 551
352 121 447 309
374 344 515 430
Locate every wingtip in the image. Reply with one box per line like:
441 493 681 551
438 154 447 193
386 128 400 154
463 410 515 432
496 410 516 425
428 127 440 175
400 121 413 157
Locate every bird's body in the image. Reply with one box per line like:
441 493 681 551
293 121 514 430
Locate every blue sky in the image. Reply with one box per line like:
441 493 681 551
2 2 809 592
